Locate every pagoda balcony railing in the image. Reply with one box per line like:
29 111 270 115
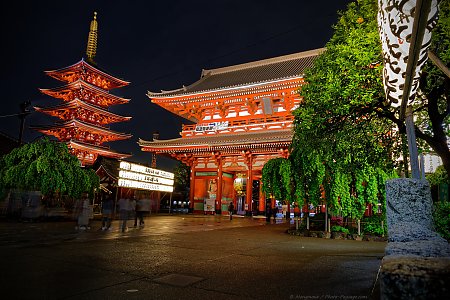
181 115 294 137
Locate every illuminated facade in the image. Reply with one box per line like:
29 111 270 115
32 13 132 166
140 48 323 215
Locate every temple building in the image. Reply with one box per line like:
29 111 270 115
139 48 323 215
32 12 132 166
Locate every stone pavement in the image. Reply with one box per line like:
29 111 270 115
0 214 274 247
0 214 385 299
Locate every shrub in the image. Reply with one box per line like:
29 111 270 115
427 165 449 186
331 216 343 226
433 201 450 241
362 214 387 236
331 225 350 234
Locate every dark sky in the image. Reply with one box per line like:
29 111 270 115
0 0 352 171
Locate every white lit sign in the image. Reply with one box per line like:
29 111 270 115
195 121 228 132
117 179 173 192
119 161 174 179
118 170 174 186
118 161 174 192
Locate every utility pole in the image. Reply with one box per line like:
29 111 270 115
18 100 32 146
151 131 160 212
151 131 159 168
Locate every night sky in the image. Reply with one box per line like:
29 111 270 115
1 0 352 171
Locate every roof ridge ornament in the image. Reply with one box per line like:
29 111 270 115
86 12 98 64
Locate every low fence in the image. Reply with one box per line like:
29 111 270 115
289 214 386 236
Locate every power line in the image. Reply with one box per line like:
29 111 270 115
123 23 309 91
0 112 31 118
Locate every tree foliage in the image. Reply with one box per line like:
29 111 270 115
413 0 450 176
433 201 450 241
286 0 450 218
261 158 294 202
290 0 397 219
173 161 190 191
0 138 99 197
427 165 450 185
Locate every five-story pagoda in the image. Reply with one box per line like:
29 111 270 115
32 12 132 166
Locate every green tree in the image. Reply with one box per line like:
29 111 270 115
173 161 190 192
0 138 99 197
413 0 450 176
261 158 294 202
291 0 397 219
291 0 450 216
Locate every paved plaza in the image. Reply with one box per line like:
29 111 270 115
0 214 385 299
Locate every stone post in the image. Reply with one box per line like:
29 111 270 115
380 178 450 299
357 219 361 236
306 215 309 230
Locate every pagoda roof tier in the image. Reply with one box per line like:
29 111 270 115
68 140 131 158
68 140 131 166
31 119 132 143
40 79 130 107
34 99 131 126
148 48 323 98
139 129 293 155
45 59 130 90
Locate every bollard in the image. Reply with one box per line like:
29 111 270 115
357 219 361 236
306 215 309 230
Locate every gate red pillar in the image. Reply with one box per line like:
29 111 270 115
243 151 253 215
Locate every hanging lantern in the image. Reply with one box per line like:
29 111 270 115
233 173 247 196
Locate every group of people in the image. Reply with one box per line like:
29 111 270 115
117 195 151 232
75 193 151 232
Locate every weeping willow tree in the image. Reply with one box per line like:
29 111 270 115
290 0 398 220
0 138 99 198
261 158 294 202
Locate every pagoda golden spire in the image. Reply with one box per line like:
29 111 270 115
86 12 98 63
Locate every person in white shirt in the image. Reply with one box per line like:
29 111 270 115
76 192 91 230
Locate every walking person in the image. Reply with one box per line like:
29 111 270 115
266 203 272 223
272 206 278 223
76 192 91 230
228 201 234 220
101 194 113 230
118 196 130 232
134 196 149 228
129 196 136 225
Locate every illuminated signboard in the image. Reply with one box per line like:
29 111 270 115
195 121 228 132
118 161 174 192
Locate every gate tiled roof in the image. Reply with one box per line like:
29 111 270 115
148 48 324 97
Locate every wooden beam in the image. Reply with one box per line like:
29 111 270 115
428 50 450 78
399 0 433 121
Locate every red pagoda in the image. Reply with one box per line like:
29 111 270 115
139 48 323 215
32 12 132 166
